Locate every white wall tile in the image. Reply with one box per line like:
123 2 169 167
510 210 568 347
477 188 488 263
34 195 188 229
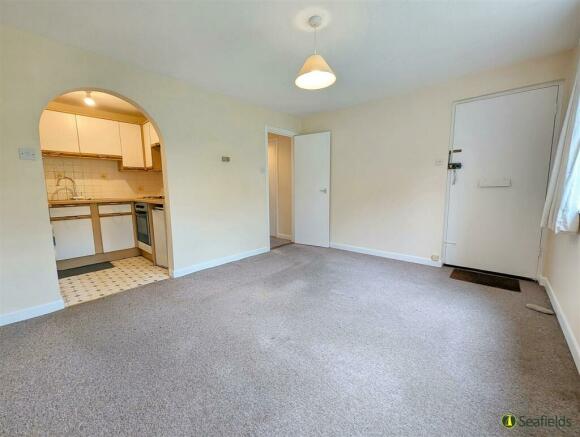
43 157 163 200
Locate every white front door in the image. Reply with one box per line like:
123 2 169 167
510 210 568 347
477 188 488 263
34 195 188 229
445 85 559 278
294 132 331 247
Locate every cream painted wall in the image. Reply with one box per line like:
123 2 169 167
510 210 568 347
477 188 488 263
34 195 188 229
0 26 300 319
542 231 580 370
302 49 577 263
541 49 580 372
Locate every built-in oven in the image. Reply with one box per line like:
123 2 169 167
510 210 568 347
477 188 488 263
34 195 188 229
135 203 152 253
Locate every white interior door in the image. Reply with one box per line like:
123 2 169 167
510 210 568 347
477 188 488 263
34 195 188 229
293 132 330 247
445 85 559 278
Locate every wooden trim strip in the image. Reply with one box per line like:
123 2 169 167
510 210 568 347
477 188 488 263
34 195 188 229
50 215 91 221
98 212 133 218
50 204 90 208
56 247 140 270
140 249 153 262
42 150 122 160
90 203 104 254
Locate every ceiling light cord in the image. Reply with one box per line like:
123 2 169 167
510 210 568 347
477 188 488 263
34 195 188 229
314 26 318 55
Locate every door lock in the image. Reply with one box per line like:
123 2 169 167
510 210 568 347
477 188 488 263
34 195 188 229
448 148 463 185
448 148 463 170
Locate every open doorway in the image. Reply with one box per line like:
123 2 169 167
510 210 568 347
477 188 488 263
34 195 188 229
267 132 293 249
40 90 170 306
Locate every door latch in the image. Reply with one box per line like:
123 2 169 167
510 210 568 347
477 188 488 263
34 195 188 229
448 148 463 184
448 148 463 170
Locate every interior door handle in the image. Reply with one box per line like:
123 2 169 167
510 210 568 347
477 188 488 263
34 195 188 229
320 188 328 194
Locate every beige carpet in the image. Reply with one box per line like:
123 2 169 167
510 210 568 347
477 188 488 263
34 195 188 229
1 244 578 436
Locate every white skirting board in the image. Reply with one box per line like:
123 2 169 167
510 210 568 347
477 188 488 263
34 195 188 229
330 242 443 267
0 298 65 327
538 275 580 374
171 247 269 278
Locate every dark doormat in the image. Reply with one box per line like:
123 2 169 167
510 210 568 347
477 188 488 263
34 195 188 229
58 262 114 279
450 268 521 292
270 237 292 249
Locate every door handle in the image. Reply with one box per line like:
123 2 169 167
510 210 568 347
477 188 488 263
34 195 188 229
320 188 328 194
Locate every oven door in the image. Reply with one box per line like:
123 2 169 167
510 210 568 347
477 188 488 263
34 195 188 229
136 211 150 246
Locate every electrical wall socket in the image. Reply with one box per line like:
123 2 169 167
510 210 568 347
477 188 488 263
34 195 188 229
431 254 440 261
18 147 38 161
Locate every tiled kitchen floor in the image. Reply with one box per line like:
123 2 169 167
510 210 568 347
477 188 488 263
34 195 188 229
59 256 169 306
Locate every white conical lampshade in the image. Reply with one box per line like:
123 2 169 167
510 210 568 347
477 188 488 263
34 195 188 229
295 54 336 90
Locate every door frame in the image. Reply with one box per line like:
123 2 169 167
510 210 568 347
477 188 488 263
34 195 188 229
264 126 297 247
441 81 564 279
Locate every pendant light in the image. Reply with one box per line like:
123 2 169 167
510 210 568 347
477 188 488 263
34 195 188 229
295 15 336 90
83 91 96 107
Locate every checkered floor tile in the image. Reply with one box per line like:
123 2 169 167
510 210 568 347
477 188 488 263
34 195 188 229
59 256 169 306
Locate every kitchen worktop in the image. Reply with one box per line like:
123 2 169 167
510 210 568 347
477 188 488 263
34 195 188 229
48 197 164 206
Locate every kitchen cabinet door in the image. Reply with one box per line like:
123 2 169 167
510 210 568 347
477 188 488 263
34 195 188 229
52 219 95 260
39 110 80 153
119 122 145 168
100 215 135 252
76 115 122 156
142 122 153 168
149 123 160 145
152 207 168 267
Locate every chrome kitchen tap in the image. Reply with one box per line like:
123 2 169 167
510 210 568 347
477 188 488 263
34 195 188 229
55 176 82 200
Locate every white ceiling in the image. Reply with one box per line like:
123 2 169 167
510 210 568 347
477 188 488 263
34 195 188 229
2 1 579 115
54 91 145 117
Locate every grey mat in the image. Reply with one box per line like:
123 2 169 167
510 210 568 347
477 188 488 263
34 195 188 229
450 267 521 292
1 245 578 436
270 236 292 249
57 261 114 279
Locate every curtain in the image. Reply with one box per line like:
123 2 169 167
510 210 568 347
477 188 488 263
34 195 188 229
541 57 580 233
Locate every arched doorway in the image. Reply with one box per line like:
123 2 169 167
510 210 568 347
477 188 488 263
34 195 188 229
39 89 170 306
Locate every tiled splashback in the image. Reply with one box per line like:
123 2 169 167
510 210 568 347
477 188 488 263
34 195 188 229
43 157 164 201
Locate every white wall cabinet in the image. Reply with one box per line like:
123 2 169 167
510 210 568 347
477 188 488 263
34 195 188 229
100 215 135 252
119 122 145 168
52 219 96 260
40 110 156 171
76 115 122 156
39 110 80 153
149 123 160 145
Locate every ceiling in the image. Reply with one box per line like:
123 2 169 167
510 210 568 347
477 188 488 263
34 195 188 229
2 1 579 115
53 91 145 117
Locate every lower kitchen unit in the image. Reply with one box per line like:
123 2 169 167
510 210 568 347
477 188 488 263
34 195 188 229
41 90 170 305
50 199 169 305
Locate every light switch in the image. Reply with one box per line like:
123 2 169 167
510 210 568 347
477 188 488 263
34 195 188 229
18 147 38 161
